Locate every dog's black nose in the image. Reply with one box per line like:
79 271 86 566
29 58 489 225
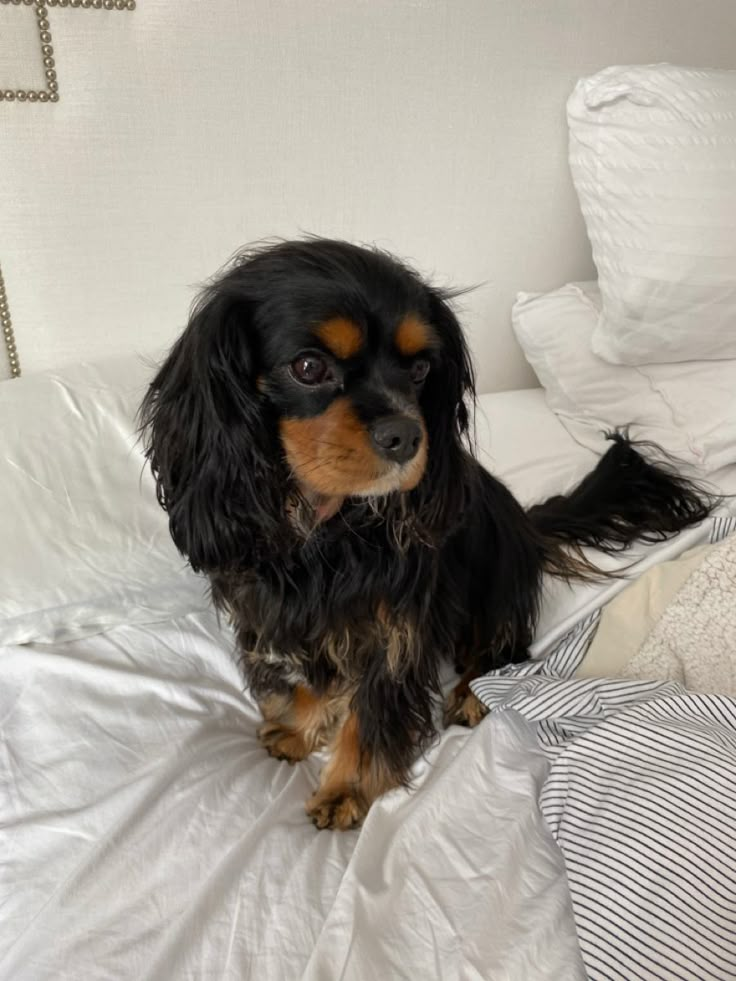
369 415 422 464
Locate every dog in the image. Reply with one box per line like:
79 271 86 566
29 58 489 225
140 238 713 830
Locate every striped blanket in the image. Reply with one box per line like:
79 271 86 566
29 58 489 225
472 516 736 981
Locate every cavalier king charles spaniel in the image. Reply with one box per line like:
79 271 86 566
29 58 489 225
140 239 713 830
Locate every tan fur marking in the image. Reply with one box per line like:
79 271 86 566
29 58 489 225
394 315 435 356
280 398 428 498
315 317 364 360
443 683 490 729
258 685 348 762
306 712 402 830
377 601 420 677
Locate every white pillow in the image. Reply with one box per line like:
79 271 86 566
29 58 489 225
512 282 736 474
0 355 208 646
568 64 736 365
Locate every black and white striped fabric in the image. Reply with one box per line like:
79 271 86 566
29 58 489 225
472 515 736 981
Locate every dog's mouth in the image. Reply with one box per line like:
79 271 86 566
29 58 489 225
294 453 427 523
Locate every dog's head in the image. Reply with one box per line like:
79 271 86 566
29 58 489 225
140 239 475 571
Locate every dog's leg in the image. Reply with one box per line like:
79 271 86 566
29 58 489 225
443 665 490 729
306 666 433 830
258 685 346 763
305 710 402 831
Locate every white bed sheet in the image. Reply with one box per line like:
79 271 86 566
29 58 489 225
3 385 733 980
0 611 584 981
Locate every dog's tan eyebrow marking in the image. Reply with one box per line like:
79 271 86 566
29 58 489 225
394 315 437 356
315 317 364 360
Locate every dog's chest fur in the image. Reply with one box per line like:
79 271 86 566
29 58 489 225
210 501 458 698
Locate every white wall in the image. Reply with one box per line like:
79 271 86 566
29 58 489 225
3 0 736 390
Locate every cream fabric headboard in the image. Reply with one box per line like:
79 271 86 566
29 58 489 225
2 0 736 390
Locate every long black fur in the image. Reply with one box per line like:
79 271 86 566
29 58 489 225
139 238 716 798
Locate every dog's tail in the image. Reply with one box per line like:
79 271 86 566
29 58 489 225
527 431 718 578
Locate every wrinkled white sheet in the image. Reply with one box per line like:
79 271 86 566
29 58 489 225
0 612 584 981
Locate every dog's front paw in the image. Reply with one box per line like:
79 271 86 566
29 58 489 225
306 786 367 831
443 688 489 729
258 721 310 762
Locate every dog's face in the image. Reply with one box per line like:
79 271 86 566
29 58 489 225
140 239 475 569
260 308 437 508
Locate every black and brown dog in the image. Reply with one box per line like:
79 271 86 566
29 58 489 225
140 238 713 830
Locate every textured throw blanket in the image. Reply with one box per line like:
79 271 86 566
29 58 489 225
576 531 736 694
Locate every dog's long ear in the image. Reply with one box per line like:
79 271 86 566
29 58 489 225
139 282 287 573
413 287 478 533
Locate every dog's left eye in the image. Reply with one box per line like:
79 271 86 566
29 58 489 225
290 353 331 386
410 358 430 384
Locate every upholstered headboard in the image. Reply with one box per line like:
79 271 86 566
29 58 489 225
2 0 736 390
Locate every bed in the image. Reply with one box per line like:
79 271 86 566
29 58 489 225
3 54 736 980
1 344 735 981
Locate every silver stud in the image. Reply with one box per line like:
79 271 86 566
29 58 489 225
16 90 28 101
70 0 81 4
40 31 52 42
115 0 124 7
4 91 15 101
104 0 113 7
126 0 135 7
43 56 55 67
81 0 91 5
59 0 69 5
47 80 58 91
92 0 102 6
45 69 56 80
49 92 59 102
0 93 4 103
27 91 39 102
38 18 49 29
35 3 46 13
42 44 53 55
38 91 49 101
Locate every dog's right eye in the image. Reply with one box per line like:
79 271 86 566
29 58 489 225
290 353 330 386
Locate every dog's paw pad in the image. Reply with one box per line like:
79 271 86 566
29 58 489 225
258 722 310 762
443 689 489 729
305 788 367 831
